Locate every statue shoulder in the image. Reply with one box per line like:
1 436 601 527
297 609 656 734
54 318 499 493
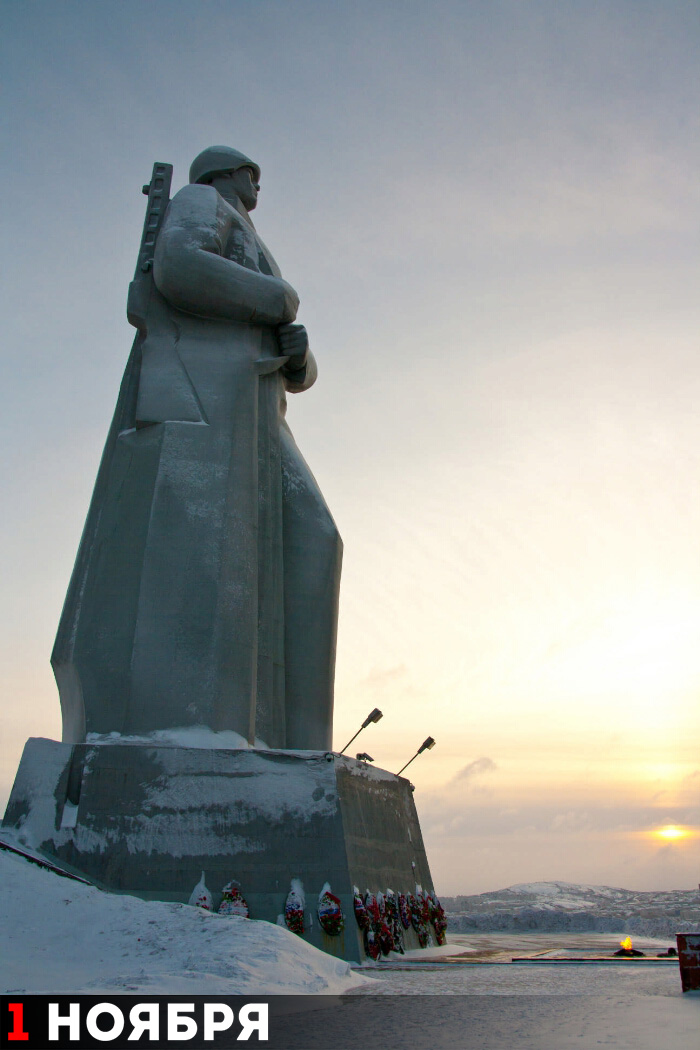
166 183 226 228
158 184 235 262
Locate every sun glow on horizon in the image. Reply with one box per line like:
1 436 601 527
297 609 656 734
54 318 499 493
655 825 689 842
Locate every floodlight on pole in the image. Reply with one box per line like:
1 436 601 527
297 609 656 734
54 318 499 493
396 736 436 777
339 708 383 755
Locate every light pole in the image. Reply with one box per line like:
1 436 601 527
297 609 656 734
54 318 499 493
396 736 436 776
339 708 383 755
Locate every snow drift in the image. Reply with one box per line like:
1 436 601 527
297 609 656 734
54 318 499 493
0 848 368 995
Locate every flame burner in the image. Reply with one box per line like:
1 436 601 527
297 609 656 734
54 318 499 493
512 934 678 964
512 933 679 964
614 936 645 957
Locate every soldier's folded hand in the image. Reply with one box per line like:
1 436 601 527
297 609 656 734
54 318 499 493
277 323 309 372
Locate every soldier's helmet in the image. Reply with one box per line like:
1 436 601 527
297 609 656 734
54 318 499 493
189 145 261 185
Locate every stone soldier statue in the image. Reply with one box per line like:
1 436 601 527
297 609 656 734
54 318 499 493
52 146 342 750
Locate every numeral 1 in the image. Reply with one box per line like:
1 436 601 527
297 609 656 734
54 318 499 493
7 1002 29 1041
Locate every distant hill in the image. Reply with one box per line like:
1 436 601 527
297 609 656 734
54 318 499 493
442 881 700 938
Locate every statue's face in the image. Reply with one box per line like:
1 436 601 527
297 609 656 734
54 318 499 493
214 166 259 211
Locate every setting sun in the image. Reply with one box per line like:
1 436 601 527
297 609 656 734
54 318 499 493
655 825 688 841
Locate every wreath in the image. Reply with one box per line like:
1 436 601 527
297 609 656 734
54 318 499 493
391 917 405 954
384 892 398 922
398 894 411 929
353 889 370 931
364 927 381 961
218 880 249 918
378 920 394 956
284 882 305 935
318 886 345 936
429 895 448 945
188 871 212 910
417 921 430 948
364 891 381 928
408 893 422 931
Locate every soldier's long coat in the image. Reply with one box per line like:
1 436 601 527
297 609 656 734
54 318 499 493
52 184 341 749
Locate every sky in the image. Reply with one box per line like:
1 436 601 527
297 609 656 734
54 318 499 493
1 0 698 894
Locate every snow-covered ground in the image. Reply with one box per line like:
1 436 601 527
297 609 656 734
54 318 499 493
0 848 369 995
2 852 698 1048
443 880 700 937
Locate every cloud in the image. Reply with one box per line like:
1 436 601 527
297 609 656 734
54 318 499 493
420 798 700 840
360 664 407 688
452 756 498 784
550 811 593 833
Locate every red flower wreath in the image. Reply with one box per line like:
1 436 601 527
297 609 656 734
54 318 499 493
353 889 370 931
408 893 422 931
429 895 448 945
398 894 411 929
364 927 381 960
391 916 406 954
378 920 394 956
317 887 345 936
364 891 381 927
218 880 249 918
284 882 305 935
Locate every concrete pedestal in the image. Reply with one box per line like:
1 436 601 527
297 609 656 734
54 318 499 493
2 738 435 962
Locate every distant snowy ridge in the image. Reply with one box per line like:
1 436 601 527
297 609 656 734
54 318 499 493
442 881 700 939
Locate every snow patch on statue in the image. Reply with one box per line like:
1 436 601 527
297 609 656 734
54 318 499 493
188 871 212 910
86 725 269 750
139 750 338 824
337 755 398 782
